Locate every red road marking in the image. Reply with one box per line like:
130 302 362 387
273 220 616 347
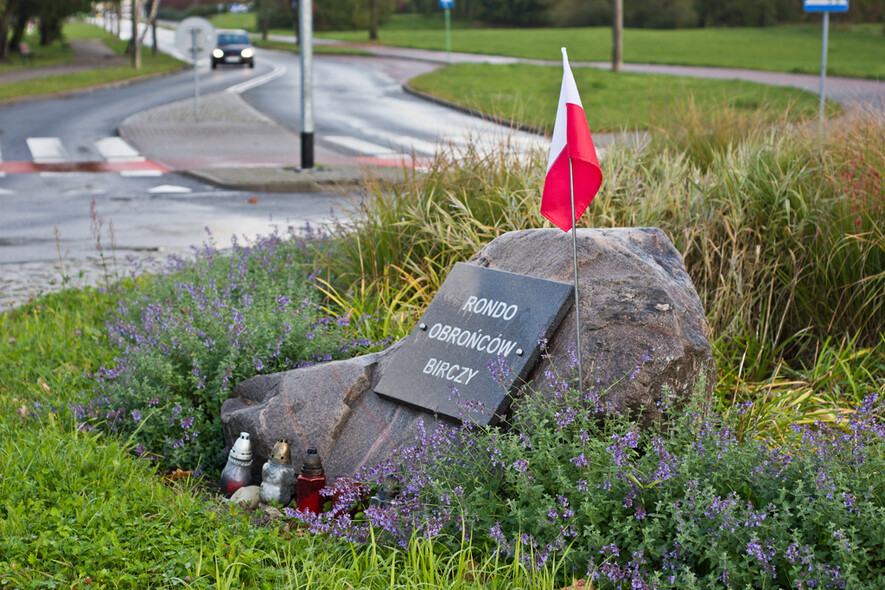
0 160 169 174
355 156 433 168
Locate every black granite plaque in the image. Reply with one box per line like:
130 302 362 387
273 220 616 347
374 262 574 425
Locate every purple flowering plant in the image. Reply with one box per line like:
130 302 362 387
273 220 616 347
285 352 885 589
86 226 387 471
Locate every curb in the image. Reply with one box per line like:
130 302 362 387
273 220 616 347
182 164 409 193
0 65 189 107
402 82 549 136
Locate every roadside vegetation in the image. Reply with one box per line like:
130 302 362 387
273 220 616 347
2 102 883 586
212 12 885 79
0 22 183 102
249 37 372 56
408 63 836 132
318 22 885 79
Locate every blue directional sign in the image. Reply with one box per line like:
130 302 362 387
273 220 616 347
439 0 453 8
804 0 848 12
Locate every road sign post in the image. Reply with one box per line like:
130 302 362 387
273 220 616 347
191 29 200 121
439 0 453 62
174 17 215 123
804 0 848 122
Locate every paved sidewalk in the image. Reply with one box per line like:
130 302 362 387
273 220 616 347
0 38 128 84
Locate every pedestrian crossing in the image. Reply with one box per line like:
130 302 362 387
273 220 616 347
0 136 167 176
0 133 548 177
321 130 546 169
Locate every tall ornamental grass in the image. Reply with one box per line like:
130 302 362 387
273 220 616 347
320 110 885 424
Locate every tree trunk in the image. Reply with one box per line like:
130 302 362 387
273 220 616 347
131 0 141 69
0 0 21 60
369 0 378 40
612 0 623 72
139 0 161 48
260 0 268 41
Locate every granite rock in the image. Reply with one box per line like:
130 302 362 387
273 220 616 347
221 339 442 483
468 228 715 424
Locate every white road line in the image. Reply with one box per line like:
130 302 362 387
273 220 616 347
148 184 192 194
367 131 439 157
27 137 68 163
95 137 145 162
121 170 164 177
225 63 287 95
323 135 401 157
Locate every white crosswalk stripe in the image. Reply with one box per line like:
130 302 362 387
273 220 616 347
27 137 68 163
1 136 167 177
323 135 401 158
94 137 145 162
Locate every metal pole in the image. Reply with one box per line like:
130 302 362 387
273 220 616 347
568 157 583 389
299 0 314 169
191 28 200 122
819 11 829 123
444 6 451 62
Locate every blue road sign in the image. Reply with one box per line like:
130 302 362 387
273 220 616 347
439 0 453 8
804 0 848 13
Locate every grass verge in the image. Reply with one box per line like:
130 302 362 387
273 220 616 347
0 22 183 102
252 38 372 55
319 22 885 79
408 62 837 132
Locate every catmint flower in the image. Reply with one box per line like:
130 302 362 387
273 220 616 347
607 429 639 467
512 458 529 472
131 409 142 423
570 453 588 468
600 543 620 557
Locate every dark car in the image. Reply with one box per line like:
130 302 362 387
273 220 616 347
211 29 254 69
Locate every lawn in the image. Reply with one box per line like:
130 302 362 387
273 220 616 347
320 22 885 79
0 22 184 102
408 62 836 132
215 13 885 79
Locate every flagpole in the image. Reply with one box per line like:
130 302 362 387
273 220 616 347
568 157 583 389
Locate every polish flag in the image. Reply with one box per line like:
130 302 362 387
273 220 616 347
541 48 603 232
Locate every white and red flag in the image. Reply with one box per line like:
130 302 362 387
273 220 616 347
541 48 603 232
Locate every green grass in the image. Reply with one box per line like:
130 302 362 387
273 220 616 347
320 22 885 79
252 38 372 56
210 11 256 31
409 62 837 132
0 294 563 588
0 33 72 71
0 22 184 101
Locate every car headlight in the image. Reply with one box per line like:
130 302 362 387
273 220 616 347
240 48 253 59
212 48 224 58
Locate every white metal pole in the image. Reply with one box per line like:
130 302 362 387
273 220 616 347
819 11 829 123
568 157 583 389
445 6 451 62
299 0 315 168
191 28 200 122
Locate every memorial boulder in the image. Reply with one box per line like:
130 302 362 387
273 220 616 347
221 227 714 481
468 227 715 426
